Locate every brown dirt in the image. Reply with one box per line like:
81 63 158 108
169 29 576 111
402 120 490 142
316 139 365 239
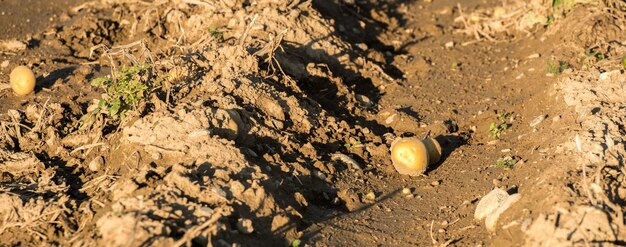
0 0 625 246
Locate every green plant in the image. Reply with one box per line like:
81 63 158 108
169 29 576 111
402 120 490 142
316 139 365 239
546 60 569 75
495 156 518 170
290 239 302 247
546 15 555 25
621 56 626 69
209 26 223 39
84 65 152 122
496 112 512 121
344 140 363 149
585 48 607 61
489 122 509 139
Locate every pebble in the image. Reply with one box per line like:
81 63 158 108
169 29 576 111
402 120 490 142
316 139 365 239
527 53 540 59
364 191 376 201
88 156 104 172
529 115 546 127
197 207 214 217
474 188 508 220
237 218 254 234
0 60 8 68
444 41 454 48
475 188 522 232
485 194 522 232
431 180 441 186
152 152 162 160
402 187 411 194
385 113 397 124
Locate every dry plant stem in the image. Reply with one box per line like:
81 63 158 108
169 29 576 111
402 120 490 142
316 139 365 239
173 207 224 247
581 163 597 205
239 14 259 47
429 220 437 244
70 142 105 155
35 97 51 131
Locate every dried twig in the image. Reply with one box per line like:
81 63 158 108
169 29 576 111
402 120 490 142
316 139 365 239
239 14 259 47
173 207 225 247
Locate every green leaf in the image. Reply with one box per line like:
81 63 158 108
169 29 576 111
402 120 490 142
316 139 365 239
291 239 301 247
110 99 121 116
92 77 110 86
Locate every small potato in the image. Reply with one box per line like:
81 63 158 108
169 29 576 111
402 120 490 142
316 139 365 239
390 137 429 176
10 66 36 96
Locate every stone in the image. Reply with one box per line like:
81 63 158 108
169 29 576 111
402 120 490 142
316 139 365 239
474 188 508 221
237 218 254 234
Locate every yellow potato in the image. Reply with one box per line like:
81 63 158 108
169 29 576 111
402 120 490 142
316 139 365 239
422 137 442 165
10 66 36 96
390 137 429 176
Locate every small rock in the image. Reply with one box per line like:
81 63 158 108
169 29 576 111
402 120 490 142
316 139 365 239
0 60 8 68
552 115 561 122
527 53 540 59
444 41 454 48
196 207 214 217
529 115 546 127
474 188 509 220
237 218 254 234
431 180 441 186
364 191 376 201
356 94 374 108
385 113 397 124
88 156 104 172
485 194 522 232
151 152 162 160
313 170 326 180
492 179 501 186
402 187 411 195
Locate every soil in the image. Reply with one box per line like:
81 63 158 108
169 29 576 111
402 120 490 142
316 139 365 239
0 0 625 246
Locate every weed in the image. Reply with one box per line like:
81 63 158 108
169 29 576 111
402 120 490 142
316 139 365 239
209 26 223 39
489 122 509 139
489 111 512 139
344 140 363 149
621 56 626 69
546 60 569 75
291 239 302 247
546 15 555 25
82 65 152 124
495 156 518 170
585 48 607 61
496 112 512 121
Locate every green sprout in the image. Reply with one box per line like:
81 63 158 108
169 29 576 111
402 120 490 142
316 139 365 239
546 60 569 75
82 64 152 124
489 122 509 139
495 156 519 170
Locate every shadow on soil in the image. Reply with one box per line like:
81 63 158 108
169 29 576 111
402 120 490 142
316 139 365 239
219 1 423 244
